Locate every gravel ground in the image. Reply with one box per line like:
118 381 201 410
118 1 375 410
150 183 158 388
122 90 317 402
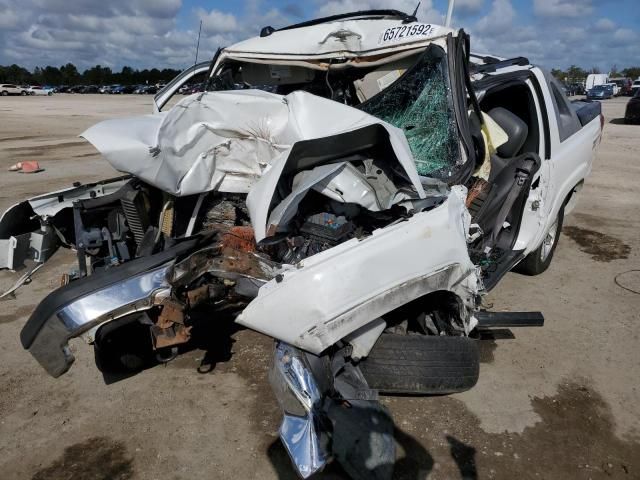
0 94 638 480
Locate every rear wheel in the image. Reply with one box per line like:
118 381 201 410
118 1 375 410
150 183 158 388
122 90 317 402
2 91 8 96
359 334 480 394
515 206 564 276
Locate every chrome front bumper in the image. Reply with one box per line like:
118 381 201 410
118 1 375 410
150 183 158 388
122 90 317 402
269 342 329 478
22 264 171 377
20 237 209 377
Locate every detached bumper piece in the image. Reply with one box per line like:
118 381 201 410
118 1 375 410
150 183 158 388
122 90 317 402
269 342 328 478
475 311 544 328
20 237 204 377
270 342 396 479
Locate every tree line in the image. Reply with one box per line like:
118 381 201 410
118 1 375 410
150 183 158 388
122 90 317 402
0 63 183 86
4 61 639 87
550 65 640 83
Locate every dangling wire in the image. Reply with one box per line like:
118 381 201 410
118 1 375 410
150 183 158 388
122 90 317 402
325 58 334 100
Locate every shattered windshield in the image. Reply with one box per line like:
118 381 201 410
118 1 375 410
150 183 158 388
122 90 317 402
358 47 461 182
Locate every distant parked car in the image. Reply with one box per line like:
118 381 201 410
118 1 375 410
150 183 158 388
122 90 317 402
112 85 136 94
603 82 620 96
28 86 54 96
587 85 613 100
0 84 30 96
610 77 632 96
603 84 615 97
631 80 640 97
624 89 640 124
80 85 100 94
185 83 205 95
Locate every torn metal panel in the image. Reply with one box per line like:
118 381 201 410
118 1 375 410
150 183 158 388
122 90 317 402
82 90 425 200
237 192 479 353
167 244 280 289
0 177 130 222
0 234 30 270
0 177 131 272
247 128 425 242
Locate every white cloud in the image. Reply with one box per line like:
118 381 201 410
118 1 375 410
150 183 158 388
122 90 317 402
611 28 637 44
456 0 484 15
197 9 239 34
594 18 615 32
533 0 593 18
475 0 515 34
0 0 637 75
469 1 637 73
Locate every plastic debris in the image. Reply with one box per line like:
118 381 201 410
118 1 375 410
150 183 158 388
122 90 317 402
8 161 44 173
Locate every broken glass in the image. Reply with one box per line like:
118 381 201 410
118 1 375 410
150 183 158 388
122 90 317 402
358 47 461 181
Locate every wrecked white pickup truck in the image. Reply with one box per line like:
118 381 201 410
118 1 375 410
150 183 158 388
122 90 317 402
0 9 603 479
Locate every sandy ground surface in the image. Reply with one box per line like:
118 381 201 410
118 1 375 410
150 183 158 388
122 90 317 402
0 94 638 479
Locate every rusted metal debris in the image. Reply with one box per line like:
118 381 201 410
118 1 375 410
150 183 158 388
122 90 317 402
151 323 192 350
156 298 185 328
186 283 226 307
151 298 191 350
220 225 256 252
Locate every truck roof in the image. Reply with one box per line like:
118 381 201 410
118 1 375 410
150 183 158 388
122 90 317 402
223 10 456 59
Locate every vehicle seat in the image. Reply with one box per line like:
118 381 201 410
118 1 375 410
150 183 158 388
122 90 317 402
487 107 528 158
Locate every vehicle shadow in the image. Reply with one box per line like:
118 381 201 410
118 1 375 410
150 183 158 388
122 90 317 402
446 435 478 479
98 308 244 383
609 118 627 125
182 308 244 373
266 407 474 480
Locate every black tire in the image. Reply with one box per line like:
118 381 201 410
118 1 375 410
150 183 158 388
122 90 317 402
1 91 8 96
360 334 479 395
514 206 564 276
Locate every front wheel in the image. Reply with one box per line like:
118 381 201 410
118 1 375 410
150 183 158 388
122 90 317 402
360 334 480 394
515 206 564 276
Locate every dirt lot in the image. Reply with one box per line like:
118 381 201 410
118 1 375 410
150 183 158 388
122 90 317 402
0 94 638 480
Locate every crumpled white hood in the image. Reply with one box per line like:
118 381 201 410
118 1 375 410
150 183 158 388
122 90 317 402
81 89 425 197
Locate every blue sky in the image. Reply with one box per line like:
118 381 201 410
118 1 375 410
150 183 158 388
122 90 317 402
0 0 638 72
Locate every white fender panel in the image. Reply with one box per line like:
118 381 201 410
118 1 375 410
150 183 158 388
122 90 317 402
236 192 480 353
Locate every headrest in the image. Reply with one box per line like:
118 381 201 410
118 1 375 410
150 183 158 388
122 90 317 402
487 107 528 158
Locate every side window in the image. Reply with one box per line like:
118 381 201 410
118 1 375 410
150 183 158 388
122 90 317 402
153 61 211 112
547 74 581 143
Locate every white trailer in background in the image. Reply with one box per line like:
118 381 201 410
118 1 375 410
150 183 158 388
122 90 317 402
586 73 609 91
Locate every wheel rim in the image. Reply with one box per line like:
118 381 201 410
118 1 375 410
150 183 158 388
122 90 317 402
540 217 559 262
